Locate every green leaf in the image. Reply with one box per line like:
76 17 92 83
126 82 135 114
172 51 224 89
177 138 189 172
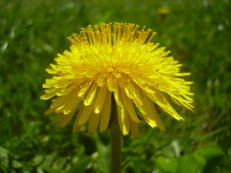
177 154 206 173
155 157 178 173
67 157 91 173
195 144 224 159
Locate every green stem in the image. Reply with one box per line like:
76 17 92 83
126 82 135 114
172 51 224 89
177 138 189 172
111 97 121 173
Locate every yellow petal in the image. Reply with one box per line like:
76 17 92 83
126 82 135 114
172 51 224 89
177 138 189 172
99 92 111 132
125 81 145 114
93 85 108 114
88 113 100 134
76 103 94 125
63 95 81 115
142 93 166 131
107 75 117 92
73 117 81 133
116 104 129 135
54 108 77 128
114 90 122 107
84 84 98 106
127 81 143 106
145 91 183 120
120 90 140 123
40 92 56 100
78 81 92 98
44 88 59 94
96 73 106 87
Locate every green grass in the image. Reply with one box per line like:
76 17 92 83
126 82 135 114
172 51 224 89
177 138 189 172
0 0 231 172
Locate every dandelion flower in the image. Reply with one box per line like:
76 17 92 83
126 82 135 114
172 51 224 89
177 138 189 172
41 23 193 136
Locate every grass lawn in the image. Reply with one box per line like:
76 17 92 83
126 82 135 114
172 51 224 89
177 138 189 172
0 0 230 172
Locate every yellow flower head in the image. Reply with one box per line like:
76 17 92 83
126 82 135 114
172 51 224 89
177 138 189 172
41 23 193 136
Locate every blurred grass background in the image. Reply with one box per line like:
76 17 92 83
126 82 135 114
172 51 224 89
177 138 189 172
0 0 231 172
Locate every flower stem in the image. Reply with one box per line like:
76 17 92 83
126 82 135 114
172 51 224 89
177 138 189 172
111 97 121 173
